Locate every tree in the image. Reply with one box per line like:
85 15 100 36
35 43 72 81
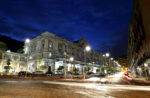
101 67 106 72
73 66 79 74
96 69 100 73
0 42 7 51
85 66 91 72
5 59 11 72
57 66 64 71
40 65 48 70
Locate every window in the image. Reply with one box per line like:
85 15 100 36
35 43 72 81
20 57 25 61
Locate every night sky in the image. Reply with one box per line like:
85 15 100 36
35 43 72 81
0 0 133 56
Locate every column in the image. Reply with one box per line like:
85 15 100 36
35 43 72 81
51 59 55 74
44 39 49 51
36 40 42 51
17 63 20 72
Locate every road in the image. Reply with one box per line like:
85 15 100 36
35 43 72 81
0 80 150 98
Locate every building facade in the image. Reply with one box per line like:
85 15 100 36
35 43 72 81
128 0 150 77
0 51 26 73
0 32 105 74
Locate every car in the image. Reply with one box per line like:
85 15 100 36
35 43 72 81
98 73 106 77
67 71 72 75
18 71 32 77
56 70 63 74
86 72 94 75
33 71 45 76
45 71 53 76
72 73 80 75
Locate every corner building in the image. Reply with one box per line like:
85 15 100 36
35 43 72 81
128 0 150 77
24 32 104 74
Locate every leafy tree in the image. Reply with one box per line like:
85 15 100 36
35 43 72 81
0 42 7 51
73 67 79 74
101 67 106 72
5 59 11 72
40 65 48 70
4 66 12 70
57 66 64 71
0 42 7 63
96 69 100 73
85 66 91 72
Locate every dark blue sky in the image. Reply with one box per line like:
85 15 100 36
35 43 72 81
0 0 133 56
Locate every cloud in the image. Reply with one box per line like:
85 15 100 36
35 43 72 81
0 0 133 56
0 16 45 40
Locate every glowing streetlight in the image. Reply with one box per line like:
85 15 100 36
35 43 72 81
103 54 105 57
29 56 32 59
70 57 74 62
144 63 148 67
6 50 11 53
85 46 91 52
105 53 110 57
49 53 52 57
25 38 30 43
110 58 113 60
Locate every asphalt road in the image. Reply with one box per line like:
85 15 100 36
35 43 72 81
0 80 150 98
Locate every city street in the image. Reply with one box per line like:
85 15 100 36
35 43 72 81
0 80 150 98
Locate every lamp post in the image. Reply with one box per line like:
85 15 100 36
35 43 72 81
144 63 148 80
25 38 30 43
106 53 110 57
25 38 30 77
70 57 74 73
64 52 67 78
103 53 110 66
83 45 91 79
102 53 110 74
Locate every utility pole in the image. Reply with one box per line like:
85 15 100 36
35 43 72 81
64 52 67 78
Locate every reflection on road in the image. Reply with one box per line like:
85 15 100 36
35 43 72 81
43 81 150 91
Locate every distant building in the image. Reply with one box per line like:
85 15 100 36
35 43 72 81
114 56 128 67
0 51 26 73
0 32 105 74
128 0 150 70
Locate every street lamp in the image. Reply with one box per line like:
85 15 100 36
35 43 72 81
6 50 11 53
144 63 148 80
70 57 74 62
70 57 74 73
64 52 67 78
85 46 91 52
103 54 105 57
106 53 110 57
83 45 91 79
110 58 113 60
25 38 30 43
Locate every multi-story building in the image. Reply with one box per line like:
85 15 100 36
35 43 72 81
128 0 150 75
114 56 128 67
0 51 26 73
0 32 105 74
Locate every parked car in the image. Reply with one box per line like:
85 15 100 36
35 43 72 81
72 73 80 75
98 73 106 77
32 71 45 76
67 71 72 75
18 71 32 77
56 70 63 74
86 72 94 75
45 71 53 76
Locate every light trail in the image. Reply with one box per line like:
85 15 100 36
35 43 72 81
43 81 150 91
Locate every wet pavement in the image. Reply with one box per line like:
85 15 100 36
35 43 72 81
0 80 150 98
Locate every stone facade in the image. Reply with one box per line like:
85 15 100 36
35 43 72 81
25 32 104 74
128 0 150 67
0 51 26 73
0 32 104 74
